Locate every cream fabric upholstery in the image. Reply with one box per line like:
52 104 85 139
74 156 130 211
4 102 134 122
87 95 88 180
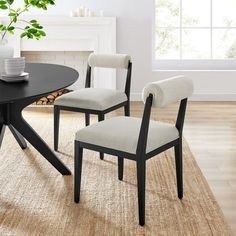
54 88 127 111
88 53 131 69
76 117 179 154
142 76 193 108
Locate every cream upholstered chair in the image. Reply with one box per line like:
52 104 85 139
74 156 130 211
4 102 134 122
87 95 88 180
74 76 193 226
54 53 132 160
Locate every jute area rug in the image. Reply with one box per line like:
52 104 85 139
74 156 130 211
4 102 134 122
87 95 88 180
0 109 233 236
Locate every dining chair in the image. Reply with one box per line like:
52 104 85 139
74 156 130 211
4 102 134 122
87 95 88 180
54 53 132 161
74 75 194 225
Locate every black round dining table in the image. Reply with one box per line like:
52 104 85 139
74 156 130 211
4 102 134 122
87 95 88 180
0 63 79 175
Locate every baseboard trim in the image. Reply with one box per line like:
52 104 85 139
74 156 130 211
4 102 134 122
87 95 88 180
130 93 236 101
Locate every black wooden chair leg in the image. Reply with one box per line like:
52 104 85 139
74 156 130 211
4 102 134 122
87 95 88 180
74 141 83 203
124 103 130 116
99 153 104 160
118 157 124 180
98 113 105 160
85 113 90 126
0 123 6 149
8 125 27 149
137 159 146 226
174 140 183 199
54 105 60 151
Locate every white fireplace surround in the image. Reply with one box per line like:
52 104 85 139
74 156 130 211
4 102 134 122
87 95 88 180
4 16 116 89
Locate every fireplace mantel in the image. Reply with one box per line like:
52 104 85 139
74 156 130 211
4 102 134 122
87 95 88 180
4 16 117 89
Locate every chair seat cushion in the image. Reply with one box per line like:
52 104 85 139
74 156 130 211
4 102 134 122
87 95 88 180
54 88 127 111
76 117 179 154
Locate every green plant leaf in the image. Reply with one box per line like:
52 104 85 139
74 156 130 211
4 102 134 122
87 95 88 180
28 28 37 33
32 23 43 29
13 15 17 22
0 5 8 9
38 30 46 36
20 32 27 38
0 24 7 31
27 32 33 38
30 19 37 23
7 26 14 31
6 0 14 5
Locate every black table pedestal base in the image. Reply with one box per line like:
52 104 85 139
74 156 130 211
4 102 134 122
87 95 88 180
0 103 71 176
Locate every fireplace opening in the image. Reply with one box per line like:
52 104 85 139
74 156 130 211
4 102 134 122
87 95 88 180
22 51 92 105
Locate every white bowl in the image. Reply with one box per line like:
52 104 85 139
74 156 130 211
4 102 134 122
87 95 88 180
5 59 25 62
4 57 26 76
5 60 25 65
5 71 25 76
5 64 25 68
5 57 25 62
5 65 25 76
5 63 25 67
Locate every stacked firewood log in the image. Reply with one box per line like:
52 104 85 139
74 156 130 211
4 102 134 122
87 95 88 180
33 89 71 105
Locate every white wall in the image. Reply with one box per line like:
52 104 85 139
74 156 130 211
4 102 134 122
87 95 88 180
25 0 236 101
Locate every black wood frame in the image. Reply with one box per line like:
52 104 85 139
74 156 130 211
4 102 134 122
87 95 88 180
54 61 132 161
74 95 188 226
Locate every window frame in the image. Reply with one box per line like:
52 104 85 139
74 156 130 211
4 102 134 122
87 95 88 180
152 0 236 70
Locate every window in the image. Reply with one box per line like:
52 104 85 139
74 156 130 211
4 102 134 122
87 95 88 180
153 0 236 70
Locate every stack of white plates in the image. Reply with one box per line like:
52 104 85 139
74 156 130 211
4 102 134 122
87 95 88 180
4 57 25 76
0 57 28 83
1 72 29 83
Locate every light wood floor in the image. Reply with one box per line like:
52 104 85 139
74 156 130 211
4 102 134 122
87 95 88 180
27 101 236 234
124 101 236 234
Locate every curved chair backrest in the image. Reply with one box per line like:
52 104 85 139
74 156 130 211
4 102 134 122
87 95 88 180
142 76 193 108
137 76 194 157
88 53 131 69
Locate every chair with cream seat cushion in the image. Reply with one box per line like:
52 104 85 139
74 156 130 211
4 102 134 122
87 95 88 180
54 53 132 160
76 116 179 154
55 88 127 111
74 75 194 226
